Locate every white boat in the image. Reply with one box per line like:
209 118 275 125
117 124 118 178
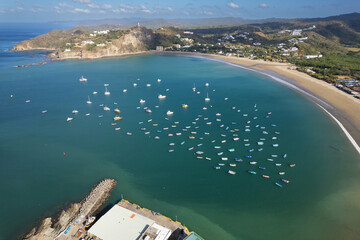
166 110 174 115
25 100 31 103
113 116 122 121
85 113 90 116
157 78 161 82
158 94 166 99
205 93 210 102
221 157 228 161
140 99 146 104
126 132 132 136
146 84 151 87
103 106 110 111
192 83 196 92
228 170 236 175
133 83 137 87
92 91 98 95
41 110 47 114
72 110 78 114
273 144 279 147
123 89 127 93
104 87 110 95
104 84 109 86
115 127 120 131
146 109 152 113
86 95 92 104
205 83 209 87
182 104 188 108
66 117 73 122
216 113 221 116
79 76 87 82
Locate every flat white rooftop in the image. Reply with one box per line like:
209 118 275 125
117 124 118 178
88 204 155 240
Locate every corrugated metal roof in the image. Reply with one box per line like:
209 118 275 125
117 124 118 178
184 232 205 240
88 205 154 240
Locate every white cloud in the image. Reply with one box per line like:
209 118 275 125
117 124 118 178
54 6 62 13
227 2 239 9
259 3 268 8
59 3 74 8
73 8 90 13
140 5 151 13
119 4 135 10
71 0 91 3
99 10 106 14
0 9 5 14
203 11 213 15
167 7 173 12
183 11 190 15
88 3 112 9
31 7 43 13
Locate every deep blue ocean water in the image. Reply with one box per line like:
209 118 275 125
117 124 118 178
0 23 360 240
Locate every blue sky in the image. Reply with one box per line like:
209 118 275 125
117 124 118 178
0 0 359 22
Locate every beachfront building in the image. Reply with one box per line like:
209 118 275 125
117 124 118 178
156 46 164 51
88 204 172 240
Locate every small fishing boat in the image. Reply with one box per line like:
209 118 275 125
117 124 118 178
126 132 132 136
181 141 185 145
248 170 257 175
113 116 122 121
214 166 221 170
257 141 264 145
244 144 250 147
224 98 228 100
189 136 195 139
103 106 110 111
104 87 110 95
250 161 257 165
133 83 137 87
205 92 210 102
154 136 160 139
279 172 285 175
146 84 151 87
214 146 221 149
182 104 188 108
146 109 152 113
169 143 175 146
275 163 282 166
203 107 207 110
196 151 204 155
289 164 296 167
86 95 92 104
205 83 209 87
262 175 270 178
42 110 47 114
221 140 226 143
246 155 252 158
281 179 290 184
217 152 224 156
192 83 196 92
66 117 73 122
114 108 121 113
79 76 87 82
271 155 278 157
233 137 239 141
258 148 263 151
85 216 95 227
72 110 79 114
197 143 203 147
196 156 203 159
235 158 243 162
283 154 287 158
228 170 236 175
229 163 236 167
169 149 174 152
166 110 174 115
158 94 166 99
275 182 283 188
115 127 120 131
221 157 228 161
267 158 274 162
228 148 235 152
205 157 212 161
104 84 109 86
188 147 194 151
140 99 146 104
216 113 221 116
92 91 98 95
176 133 182 136
157 78 161 82
258 166 266 170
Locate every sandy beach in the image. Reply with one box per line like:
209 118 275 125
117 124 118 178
154 52 360 152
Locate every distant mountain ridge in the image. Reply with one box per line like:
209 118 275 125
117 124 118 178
49 12 359 29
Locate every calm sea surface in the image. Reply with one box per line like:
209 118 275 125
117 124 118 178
1 24 360 240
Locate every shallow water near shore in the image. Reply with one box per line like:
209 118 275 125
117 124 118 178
1 27 360 240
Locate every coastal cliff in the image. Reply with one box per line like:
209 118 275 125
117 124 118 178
12 27 157 60
24 178 117 240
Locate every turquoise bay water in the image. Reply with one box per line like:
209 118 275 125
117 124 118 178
0 54 360 240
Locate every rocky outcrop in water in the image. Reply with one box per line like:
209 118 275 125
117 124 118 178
24 178 117 240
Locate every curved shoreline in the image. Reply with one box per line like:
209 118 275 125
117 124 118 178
154 52 360 156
